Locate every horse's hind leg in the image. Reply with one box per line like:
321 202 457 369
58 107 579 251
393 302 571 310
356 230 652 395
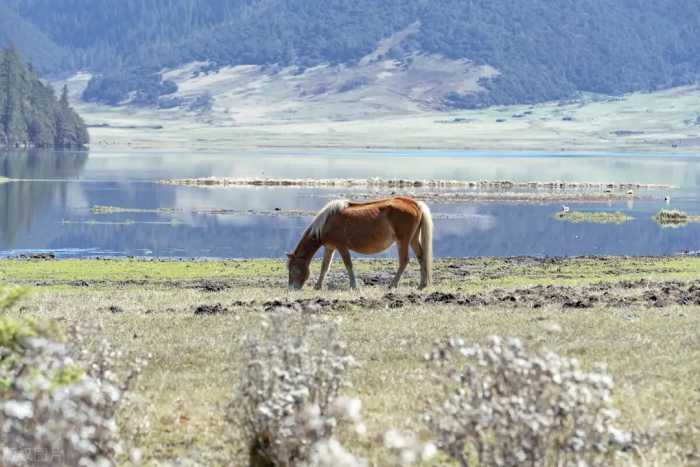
411 233 427 289
338 247 358 289
390 238 410 288
314 247 335 290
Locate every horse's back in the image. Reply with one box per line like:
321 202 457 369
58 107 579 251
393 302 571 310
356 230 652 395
320 196 422 253
346 196 421 218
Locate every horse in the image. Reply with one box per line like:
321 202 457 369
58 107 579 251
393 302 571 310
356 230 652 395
287 196 433 290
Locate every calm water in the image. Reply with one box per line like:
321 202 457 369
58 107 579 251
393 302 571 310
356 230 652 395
2 149 700 258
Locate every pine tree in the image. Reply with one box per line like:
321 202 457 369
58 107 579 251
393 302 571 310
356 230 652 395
2 45 29 147
0 47 88 148
55 84 89 148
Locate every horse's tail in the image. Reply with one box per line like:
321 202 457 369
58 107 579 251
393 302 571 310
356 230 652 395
417 200 433 286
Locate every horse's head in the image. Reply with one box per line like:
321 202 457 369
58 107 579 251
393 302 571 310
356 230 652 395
287 253 310 290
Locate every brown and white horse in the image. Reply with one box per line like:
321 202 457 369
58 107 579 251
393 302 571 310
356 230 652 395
287 196 433 290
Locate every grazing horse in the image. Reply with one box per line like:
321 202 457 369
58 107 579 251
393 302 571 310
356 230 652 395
287 196 433 290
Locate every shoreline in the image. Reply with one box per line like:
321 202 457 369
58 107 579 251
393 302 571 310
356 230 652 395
85 138 700 154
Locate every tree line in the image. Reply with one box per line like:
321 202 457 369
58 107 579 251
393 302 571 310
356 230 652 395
0 46 88 148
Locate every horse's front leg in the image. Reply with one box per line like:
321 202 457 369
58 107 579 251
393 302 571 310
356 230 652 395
315 247 335 290
390 239 410 288
337 248 357 289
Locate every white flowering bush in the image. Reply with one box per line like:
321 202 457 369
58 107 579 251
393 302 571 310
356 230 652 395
382 429 437 466
0 305 147 467
305 438 366 467
424 336 632 467
232 316 363 467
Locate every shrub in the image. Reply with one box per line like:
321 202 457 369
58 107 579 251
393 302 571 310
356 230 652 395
232 316 362 467
0 290 147 467
382 429 437 466
423 336 632 467
0 285 25 312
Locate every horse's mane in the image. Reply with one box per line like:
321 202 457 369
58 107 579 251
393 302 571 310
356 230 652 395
308 199 349 239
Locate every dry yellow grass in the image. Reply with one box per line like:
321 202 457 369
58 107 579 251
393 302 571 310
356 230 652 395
3 257 700 465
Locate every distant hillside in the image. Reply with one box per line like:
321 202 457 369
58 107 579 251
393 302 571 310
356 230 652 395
0 47 89 148
3 0 700 109
0 4 68 74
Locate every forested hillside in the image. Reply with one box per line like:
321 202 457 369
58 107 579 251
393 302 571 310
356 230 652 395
0 4 68 74
0 47 89 148
2 0 700 109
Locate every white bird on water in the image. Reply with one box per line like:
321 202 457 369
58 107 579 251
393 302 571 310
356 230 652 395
664 195 671 204
561 205 570 213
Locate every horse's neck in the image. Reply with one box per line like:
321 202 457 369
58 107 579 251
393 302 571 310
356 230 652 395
294 229 322 262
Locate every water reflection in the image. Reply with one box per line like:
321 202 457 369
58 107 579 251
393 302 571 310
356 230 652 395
1 149 700 258
0 149 88 179
0 150 88 245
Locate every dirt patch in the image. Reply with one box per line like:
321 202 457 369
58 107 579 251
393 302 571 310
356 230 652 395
194 303 229 315
212 279 700 313
196 281 232 292
17 253 56 260
361 272 395 286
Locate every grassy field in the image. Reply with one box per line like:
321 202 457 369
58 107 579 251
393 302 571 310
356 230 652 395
3 256 700 465
56 71 700 153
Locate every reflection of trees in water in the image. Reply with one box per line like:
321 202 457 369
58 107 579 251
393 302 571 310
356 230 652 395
0 149 88 179
0 149 88 245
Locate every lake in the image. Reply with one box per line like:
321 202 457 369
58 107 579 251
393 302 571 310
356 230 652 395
2 149 700 258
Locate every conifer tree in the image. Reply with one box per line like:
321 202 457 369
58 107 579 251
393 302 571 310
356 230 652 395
0 47 88 148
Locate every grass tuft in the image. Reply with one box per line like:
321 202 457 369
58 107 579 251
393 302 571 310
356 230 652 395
653 209 700 227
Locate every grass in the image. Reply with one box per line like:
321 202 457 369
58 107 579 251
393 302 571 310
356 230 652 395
2 256 700 465
60 68 700 153
654 209 700 227
554 210 634 224
4 256 700 289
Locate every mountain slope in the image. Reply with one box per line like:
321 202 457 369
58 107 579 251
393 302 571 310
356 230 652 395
0 4 68 74
3 0 700 109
